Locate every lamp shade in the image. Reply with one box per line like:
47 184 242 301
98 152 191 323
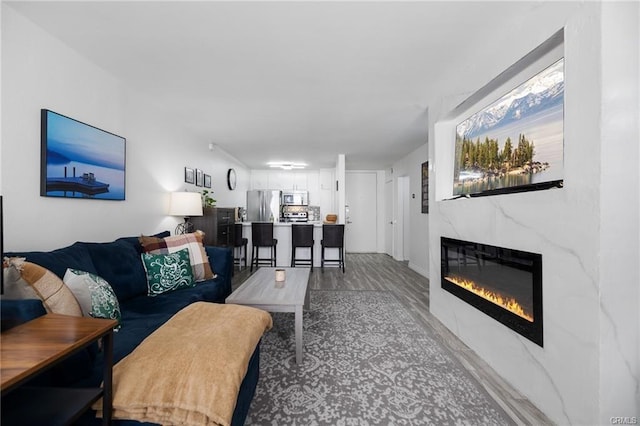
169 192 203 217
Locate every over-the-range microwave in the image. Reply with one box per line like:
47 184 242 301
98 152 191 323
281 191 309 206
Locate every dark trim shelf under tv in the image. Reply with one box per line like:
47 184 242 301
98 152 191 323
446 179 563 200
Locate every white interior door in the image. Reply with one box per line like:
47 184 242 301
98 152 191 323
385 180 393 256
345 172 377 252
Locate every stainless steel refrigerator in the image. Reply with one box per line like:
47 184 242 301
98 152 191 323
246 190 282 222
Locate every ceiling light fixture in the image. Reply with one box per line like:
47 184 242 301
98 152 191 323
267 162 307 170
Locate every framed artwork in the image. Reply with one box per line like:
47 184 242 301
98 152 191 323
185 167 195 184
41 109 126 200
196 169 204 187
421 161 429 214
204 174 212 188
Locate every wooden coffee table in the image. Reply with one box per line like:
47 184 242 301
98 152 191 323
226 267 310 364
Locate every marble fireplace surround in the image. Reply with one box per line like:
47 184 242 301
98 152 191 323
428 6 639 425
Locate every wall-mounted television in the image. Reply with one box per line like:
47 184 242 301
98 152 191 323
453 58 564 197
41 109 126 200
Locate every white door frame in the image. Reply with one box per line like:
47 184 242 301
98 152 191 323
394 176 410 261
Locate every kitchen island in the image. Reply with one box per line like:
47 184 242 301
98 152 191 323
238 222 340 269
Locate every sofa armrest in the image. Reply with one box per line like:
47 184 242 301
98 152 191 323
1 299 47 332
205 246 233 294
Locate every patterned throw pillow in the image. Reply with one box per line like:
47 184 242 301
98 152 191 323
141 248 196 296
63 269 122 330
139 231 215 282
2 257 82 316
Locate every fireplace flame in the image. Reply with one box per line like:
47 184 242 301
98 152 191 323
445 275 534 322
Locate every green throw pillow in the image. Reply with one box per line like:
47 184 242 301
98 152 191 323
141 248 195 296
63 269 122 330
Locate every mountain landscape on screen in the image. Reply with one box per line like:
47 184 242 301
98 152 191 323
453 58 564 196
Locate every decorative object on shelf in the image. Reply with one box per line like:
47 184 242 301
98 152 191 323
204 174 212 188
41 109 126 200
201 189 216 207
185 167 195 184
421 161 429 214
227 168 237 190
169 192 203 234
195 169 204 187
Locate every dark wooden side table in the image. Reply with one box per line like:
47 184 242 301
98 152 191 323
191 207 236 246
1 313 117 426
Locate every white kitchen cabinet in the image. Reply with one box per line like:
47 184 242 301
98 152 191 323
319 168 335 190
268 171 293 189
266 170 316 191
305 171 320 205
318 168 336 220
250 170 269 190
292 172 308 190
251 170 322 205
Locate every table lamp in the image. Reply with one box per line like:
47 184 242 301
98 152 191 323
169 192 203 234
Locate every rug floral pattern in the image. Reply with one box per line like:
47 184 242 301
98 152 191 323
246 290 514 425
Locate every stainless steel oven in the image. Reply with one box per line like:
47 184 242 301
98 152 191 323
281 205 309 222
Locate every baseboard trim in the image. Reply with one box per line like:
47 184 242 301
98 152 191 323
408 262 429 279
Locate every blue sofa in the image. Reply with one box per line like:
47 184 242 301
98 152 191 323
1 232 259 426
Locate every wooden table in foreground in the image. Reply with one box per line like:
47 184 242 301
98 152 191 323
226 267 310 364
1 313 118 426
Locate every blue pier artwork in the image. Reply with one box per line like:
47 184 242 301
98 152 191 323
42 110 125 200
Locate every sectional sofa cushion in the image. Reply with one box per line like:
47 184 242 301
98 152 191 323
80 240 149 302
2 258 82 316
0 299 47 332
5 241 98 280
141 248 196 296
115 231 171 254
63 269 122 329
139 232 215 281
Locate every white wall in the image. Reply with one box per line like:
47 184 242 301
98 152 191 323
1 5 249 251
598 1 639 421
391 143 429 277
428 2 639 424
0 4 3 194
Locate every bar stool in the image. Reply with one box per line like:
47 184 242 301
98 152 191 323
321 224 345 273
233 223 248 270
250 222 278 272
291 224 314 271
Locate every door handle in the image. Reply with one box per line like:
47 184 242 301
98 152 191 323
347 220 353 224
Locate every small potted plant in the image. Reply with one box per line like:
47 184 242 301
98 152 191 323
201 189 216 208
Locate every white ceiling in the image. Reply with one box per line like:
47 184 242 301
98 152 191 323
7 1 539 170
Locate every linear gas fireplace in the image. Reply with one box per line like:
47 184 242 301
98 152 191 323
441 237 543 346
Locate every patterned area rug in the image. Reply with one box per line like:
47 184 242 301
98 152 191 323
246 290 514 425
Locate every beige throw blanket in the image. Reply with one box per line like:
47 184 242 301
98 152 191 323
94 302 272 426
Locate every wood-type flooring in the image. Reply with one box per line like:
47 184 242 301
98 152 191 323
232 253 553 426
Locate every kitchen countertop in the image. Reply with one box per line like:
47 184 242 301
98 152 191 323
237 221 342 268
239 221 323 226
